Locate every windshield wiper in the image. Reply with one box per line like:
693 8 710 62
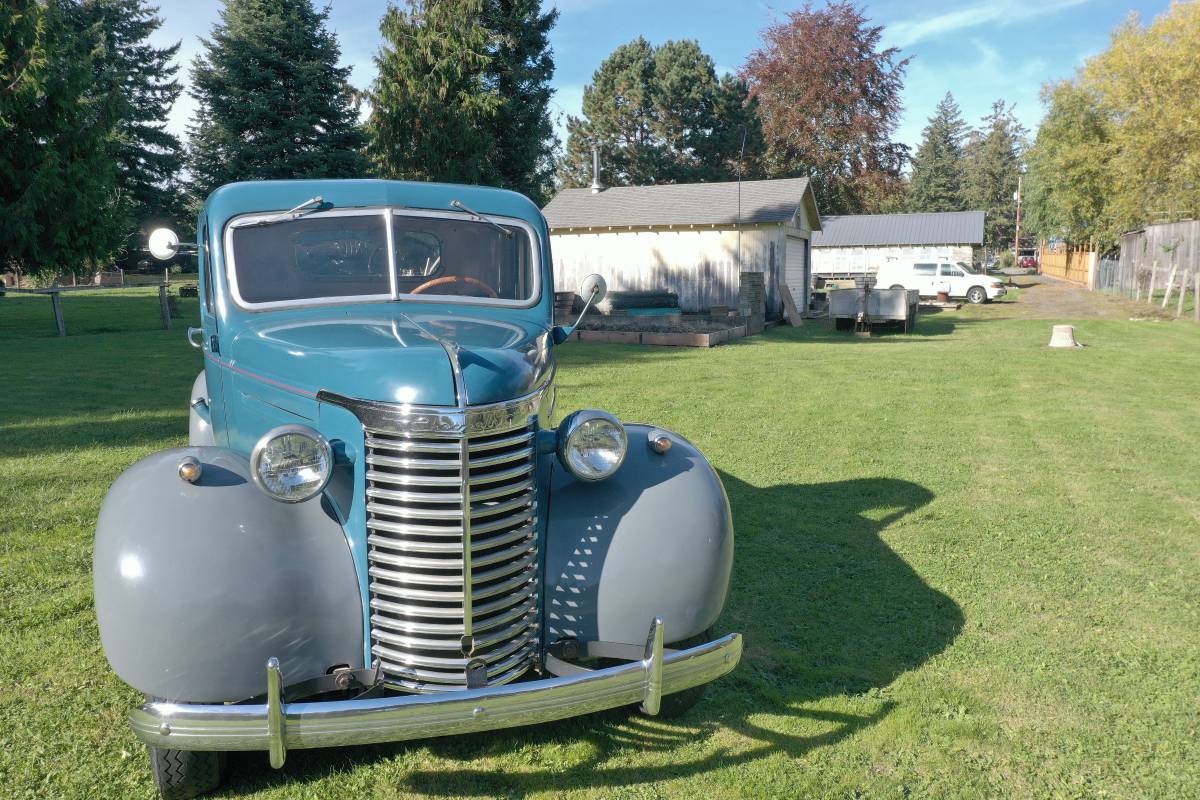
245 196 332 228
451 199 513 239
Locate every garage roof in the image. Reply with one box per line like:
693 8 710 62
542 177 820 231
812 210 985 247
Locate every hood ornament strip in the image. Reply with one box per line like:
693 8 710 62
315 365 551 437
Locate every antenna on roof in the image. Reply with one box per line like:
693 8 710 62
590 146 604 194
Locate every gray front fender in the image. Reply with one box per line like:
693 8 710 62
544 424 734 647
93 447 363 703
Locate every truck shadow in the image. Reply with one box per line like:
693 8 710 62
219 475 962 797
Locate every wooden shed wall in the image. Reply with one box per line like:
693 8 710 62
549 225 794 313
812 244 975 275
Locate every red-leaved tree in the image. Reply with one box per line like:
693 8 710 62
742 3 910 214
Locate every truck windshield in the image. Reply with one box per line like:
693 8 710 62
392 213 533 302
227 209 535 308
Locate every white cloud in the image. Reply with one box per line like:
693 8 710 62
885 0 1092 48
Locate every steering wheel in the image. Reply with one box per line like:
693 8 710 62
410 275 499 299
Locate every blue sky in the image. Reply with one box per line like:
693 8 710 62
151 0 1172 154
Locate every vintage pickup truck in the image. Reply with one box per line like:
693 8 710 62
93 179 741 798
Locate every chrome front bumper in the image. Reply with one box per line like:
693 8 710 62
129 625 742 766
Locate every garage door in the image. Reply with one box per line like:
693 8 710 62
784 235 809 313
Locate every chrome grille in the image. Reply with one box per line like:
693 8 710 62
363 419 539 692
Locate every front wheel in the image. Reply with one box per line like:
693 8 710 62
966 286 987 304
149 746 225 799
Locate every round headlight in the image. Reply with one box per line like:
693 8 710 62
558 410 627 481
250 425 333 503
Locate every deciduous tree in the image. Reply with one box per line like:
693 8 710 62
559 37 762 188
1024 81 1111 244
1024 3 1199 247
907 93 968 213
741 2 909 214
188 0 368 200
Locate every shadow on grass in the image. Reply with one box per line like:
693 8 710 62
767 313 1010 342
216 475 962 797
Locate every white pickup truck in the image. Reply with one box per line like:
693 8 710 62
876 261 1007 304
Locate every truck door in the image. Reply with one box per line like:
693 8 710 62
196 218 228 444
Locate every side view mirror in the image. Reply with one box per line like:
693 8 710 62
552 273 607 345
147 228 181 261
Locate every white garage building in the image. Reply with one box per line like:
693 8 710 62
811 211 985 276
542 177 821 315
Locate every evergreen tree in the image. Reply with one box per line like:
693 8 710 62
559 37 762 188
1 0 124 280
369 0 559 204
188 0 368 200
481 0 558 204
962 100 1027 251
907 92 968 212
77 0 186 263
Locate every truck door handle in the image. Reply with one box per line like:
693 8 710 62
187 327 204 349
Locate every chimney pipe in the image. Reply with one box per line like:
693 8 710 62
590 147 603 194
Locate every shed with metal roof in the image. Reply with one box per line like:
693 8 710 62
542 177 821 316
811 211 985 276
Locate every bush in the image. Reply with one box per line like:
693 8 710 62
999 251 1017 270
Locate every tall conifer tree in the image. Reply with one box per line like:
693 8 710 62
908 92 968 212
369 0 559 204
962 100 1027 251
559 37 762 188
187 0 368 199
1 0 124 279
76 0 186 262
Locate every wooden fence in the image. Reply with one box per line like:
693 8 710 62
1118 220 1200 294
1039 242 1097 287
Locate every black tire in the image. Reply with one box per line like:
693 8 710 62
966 286 986 304
889 284 905 291
149 746 225 799
652 629 714 719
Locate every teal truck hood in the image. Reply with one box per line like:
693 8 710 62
227 305 553 408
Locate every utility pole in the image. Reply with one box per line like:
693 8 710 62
1012 173 1023 282
1013 174 1023 261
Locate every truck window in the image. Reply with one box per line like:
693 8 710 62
391 212 533 302
201 222 213 314
913 263 937 276
229 213 391 305
940 264 963 277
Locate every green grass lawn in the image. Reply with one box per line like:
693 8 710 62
2 289 1199 798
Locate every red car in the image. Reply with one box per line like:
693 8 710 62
1019 255 1037 269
